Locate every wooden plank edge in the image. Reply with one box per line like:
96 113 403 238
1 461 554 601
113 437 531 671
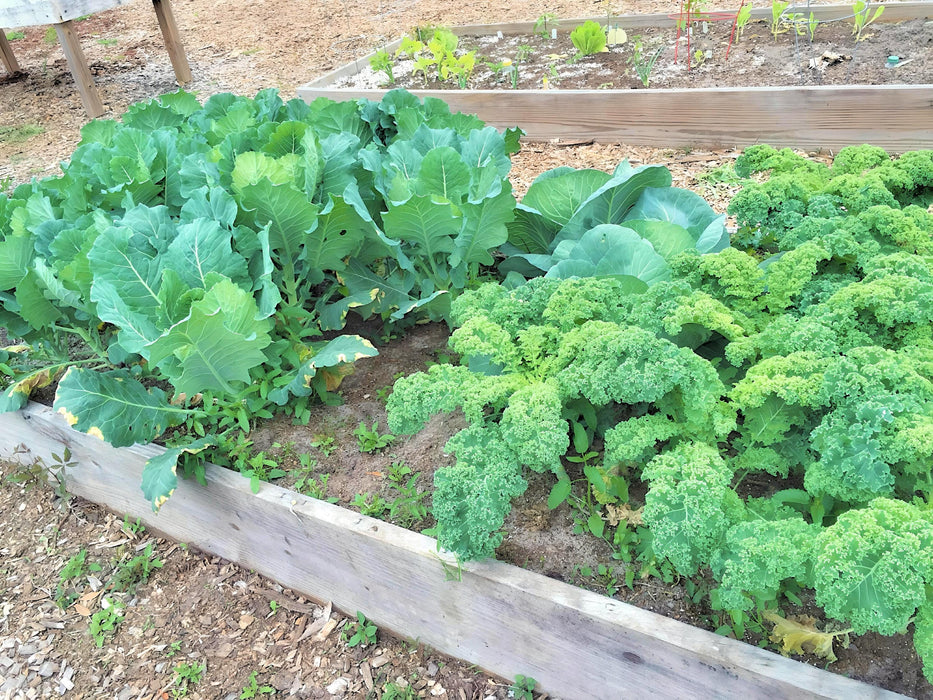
0 402 908 700
294 84 933 152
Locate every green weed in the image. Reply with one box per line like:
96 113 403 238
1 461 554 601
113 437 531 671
353 421 394 453
343 611 377 647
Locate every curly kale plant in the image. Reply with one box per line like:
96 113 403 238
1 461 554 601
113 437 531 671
388 146 933 681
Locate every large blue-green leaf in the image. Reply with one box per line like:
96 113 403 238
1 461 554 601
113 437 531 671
558 165 672 243
382 195 460 264
53 368 185 447
180 187 239 228
623 219 696 260
303 195 373 271
522 167 612 227
164 218 250 289
14 270 62 329
545 225 670 287
625 186 721 238
505 205 563 255
0 235 33 290
146 278 273 395
416 147 471 203
696 214 731 253
89 225 163 320
451 185 515 267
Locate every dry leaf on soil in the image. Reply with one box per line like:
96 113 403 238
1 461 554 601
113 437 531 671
764 612 851 662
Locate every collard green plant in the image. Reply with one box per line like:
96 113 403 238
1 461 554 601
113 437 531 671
0 88 520 509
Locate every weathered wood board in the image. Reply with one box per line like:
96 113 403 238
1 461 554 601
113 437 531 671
296 3 933 151
0 0 128 27
0 402 907 700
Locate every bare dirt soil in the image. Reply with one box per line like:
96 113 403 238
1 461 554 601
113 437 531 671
1 1 932 699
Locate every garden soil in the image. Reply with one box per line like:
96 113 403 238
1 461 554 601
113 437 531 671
1 1 932 699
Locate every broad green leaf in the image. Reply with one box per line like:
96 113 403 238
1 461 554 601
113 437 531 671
145 278 272 396
262 121 308 157
522 168 611 227
236 179 320 262
164 218 250 289
382 195 459 264
54 368 185 447
417 147 471 203
548 478 572 509
249 224 282 320
506 205 562 255
14 270 62 329
141 437 213 510
158 89 202 116
451 185 515 268
122 102 185 131
743 395 808 445
625 186 720 238
0 235 33 290
623 219 696 260
303 195 372 271
545 225 670 286
230 151 291 192
559 165 672 242
696 214 731 253
89 225 163 318
180 187 239 228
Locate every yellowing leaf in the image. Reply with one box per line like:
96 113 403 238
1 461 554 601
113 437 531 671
764 613 851 662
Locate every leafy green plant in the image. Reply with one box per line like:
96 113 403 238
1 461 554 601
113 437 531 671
55 548 101 608
515 45 534 63
629 35 662 88
509 674 537 700
353 420 395 453
171 661 205 698
533 13 559 39
807 12 819 40
5 30 25 40
311 435 337 457
385 461 429 527
570 20 607 60
89 599 124 647
165 640 183 657
344 611 377 647
43 26 57 43
382 681 417 700
240 671 275 698
735 3 753 42
852 0 884 42
440 50 476 89
369 48 395 84
108 542 163 594
351 492 389 517
0 88 519 510
770 0 790 40
395 36 424 60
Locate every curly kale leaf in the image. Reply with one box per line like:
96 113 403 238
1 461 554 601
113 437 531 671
386 364 480 435
814 498 933 635
499 380 568 474
433 422 528 561
712 510 819 611
642 441 739 576
830 144 890 176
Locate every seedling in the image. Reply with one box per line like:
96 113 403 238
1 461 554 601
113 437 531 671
770 0 790 40
629 35 662 88
171 661 205 698
515 44 534 62
354 421 394 453
509 674 538 700
369 48 395 84
165 640 183 657
735 3 752 42
344 611 377 647
5 30 24 40
107 542 163 594
570 20 607 60
89 599 124 647
351 492 389 518
55 548 101 609
240 671 275 698
382 681 417 700
532 12 559 39
44 26 57 43
807 12 819 40
310 434 337 457
852 0 884 42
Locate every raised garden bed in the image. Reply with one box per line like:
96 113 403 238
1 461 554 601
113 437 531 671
297 2 933 150
0 401 907 699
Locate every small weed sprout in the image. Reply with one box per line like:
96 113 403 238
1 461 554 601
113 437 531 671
89 599 124 647
509 674 538 700
735 3 752 42
171 661 205 698
353 421 395 453
344 611 378 647
532 12 559 39
629 35 662 88
240 670 275 698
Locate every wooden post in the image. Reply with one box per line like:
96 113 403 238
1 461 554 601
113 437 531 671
151 0 191 85
53 20 105 118
0 29 20 73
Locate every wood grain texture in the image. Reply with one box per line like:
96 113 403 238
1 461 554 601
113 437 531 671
151 0 191 84
54 20 105 118
0 29 19 72
296 84 933 152
0 0 127 28
0 402 907 700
